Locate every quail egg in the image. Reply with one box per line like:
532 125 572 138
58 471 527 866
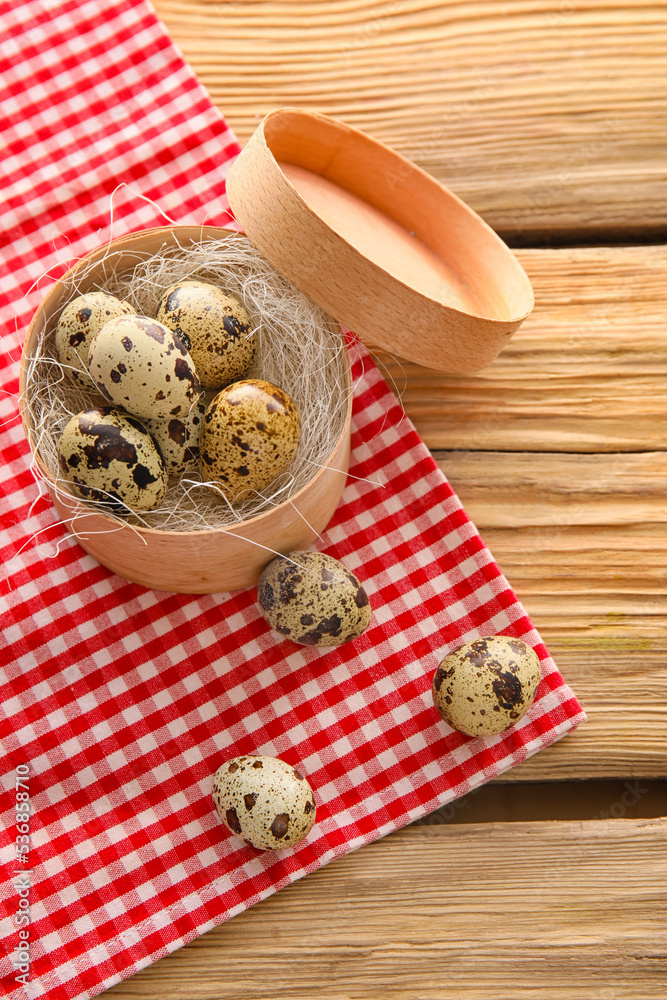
57 406 168 512
87 314 201 421
144 394 207 476
200 379 300 498
156 280 256 390
55 291 134 391
212 754 316 851
257 550 371 646
432 635 541 737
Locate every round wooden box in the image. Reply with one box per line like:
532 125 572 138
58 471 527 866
20 226 352 594
20 108 533 594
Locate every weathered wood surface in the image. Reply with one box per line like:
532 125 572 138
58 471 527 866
154 0 667 240
107 818 667 999
373 245 667 453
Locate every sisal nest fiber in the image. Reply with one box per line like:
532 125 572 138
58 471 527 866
22 231 351 534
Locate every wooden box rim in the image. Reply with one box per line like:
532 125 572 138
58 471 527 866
226 107 535 374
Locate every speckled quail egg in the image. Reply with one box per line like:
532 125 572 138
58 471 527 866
144 394 207 477
87 314 201 421
432 636 542 737
55 291 134 391
200 379 300 498
257 550 371 646
212 754 316 851
156 280 256 391
57 406 168 512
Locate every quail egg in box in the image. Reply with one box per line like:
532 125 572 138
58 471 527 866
212 754 316 851
87 315 201 421
156 280 256 390
432 635 542 737
144 394 208 477
55 291 134 391
200 378 300 498
258 550 371 646
57 406 168 512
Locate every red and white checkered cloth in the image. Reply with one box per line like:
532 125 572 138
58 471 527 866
0 2 585 998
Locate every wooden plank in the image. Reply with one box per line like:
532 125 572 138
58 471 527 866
153 0 667 239
372 245 667 452
437 449 667 780
106 818 667 999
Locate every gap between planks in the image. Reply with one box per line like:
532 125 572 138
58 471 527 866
415 779 667 826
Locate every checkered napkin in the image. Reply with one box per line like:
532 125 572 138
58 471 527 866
0 2 585 998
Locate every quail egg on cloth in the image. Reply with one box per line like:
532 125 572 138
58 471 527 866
87 315 201 421
257 550 371 646
212 754 316 851
144 394 207 476
432 636 541 737
200 378 300 498
57 406 167 511
55 291 134 391
156 280 256 390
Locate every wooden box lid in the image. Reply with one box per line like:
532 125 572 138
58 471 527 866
226 108 534 374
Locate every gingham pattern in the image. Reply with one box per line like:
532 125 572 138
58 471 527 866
0 2 585 998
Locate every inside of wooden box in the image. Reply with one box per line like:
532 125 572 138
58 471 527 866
266 112 532 322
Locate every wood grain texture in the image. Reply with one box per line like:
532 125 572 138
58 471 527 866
153 0 667 239
106 818 667 999
439 450 667 780
373 245 667 453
